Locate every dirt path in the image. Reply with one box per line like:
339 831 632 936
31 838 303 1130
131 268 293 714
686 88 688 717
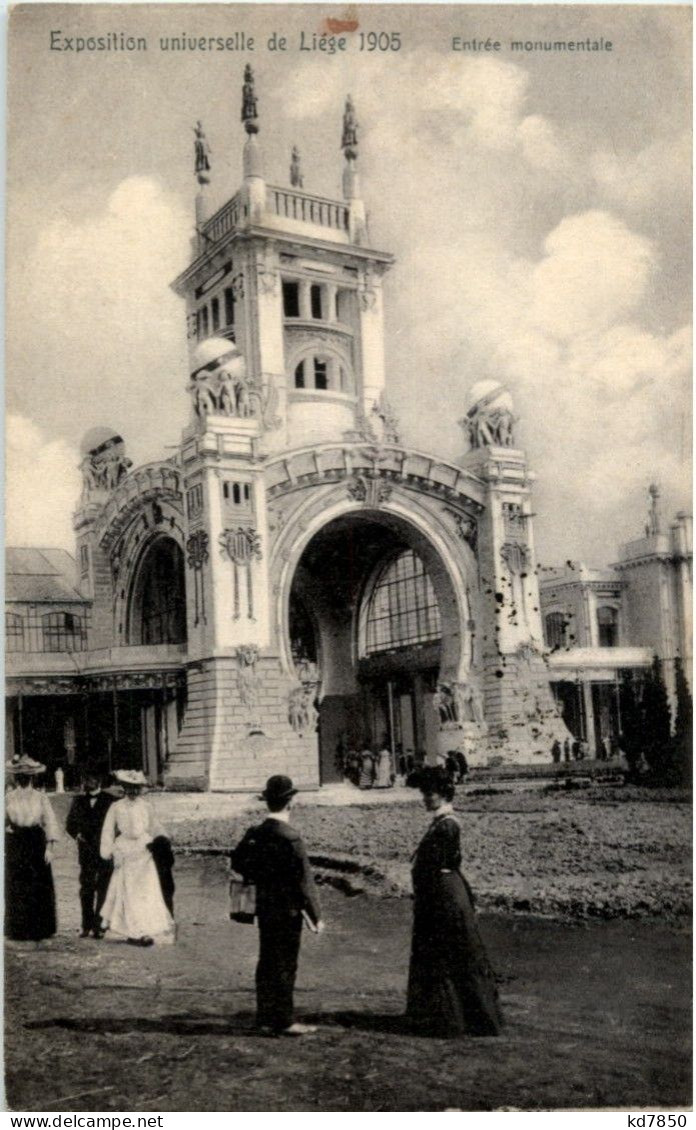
5 854 691 1112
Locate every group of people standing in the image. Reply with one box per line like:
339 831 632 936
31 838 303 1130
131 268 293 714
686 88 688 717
5 756 175 948
5 755 503 1042
343 745 394 789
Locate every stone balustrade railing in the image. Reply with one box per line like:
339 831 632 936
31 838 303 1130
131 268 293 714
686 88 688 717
202 193 243 245
267 186 349 231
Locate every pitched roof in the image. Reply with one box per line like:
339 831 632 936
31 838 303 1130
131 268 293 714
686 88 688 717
6 547 87 604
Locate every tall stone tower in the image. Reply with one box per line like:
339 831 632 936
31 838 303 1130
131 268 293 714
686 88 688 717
168 71 394 788
459 382 569 760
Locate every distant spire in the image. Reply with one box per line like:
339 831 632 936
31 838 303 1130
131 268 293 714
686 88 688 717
290 146 303 188
193 120 211 186
241 65 259 135
341 95 358 160
647 482 662 536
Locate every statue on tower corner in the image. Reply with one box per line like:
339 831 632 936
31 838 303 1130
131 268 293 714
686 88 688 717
193 120 211 184
241 64 259 134
646 482 662 537
460 380 516 450
341 95 358 159
290 146 303 189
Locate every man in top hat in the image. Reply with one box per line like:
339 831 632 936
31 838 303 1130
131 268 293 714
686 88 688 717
66 767 114 938
231 774 324 1036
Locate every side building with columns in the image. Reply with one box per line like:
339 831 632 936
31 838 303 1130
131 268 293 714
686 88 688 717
539 488 693 757
7 68 616 789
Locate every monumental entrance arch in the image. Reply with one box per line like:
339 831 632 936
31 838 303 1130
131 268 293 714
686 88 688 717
66 71 568 790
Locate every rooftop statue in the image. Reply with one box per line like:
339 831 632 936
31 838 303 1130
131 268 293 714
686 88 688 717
241 64 259 134
193 120 211 183
290 146 303 189
341 95 358 159
460 380 516 450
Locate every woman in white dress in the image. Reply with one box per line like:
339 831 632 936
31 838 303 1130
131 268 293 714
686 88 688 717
99 770 175 947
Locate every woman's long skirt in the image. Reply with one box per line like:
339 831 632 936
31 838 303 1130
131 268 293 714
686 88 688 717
100 841 175 943
5 825 57 941
406 872 503 1037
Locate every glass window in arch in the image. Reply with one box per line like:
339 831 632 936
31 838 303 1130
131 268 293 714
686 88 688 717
5 612 24 653
365 550 442 654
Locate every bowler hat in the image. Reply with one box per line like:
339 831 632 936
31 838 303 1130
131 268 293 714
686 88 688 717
260 774 297 804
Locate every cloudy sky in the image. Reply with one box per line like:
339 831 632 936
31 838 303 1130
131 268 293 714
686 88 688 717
7 4 692 565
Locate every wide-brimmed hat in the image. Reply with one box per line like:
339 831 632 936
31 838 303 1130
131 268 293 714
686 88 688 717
6 755 46 776
114 769 148 787
260 774 297 804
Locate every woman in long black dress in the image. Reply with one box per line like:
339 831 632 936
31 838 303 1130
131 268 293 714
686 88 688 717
5 756 60 941
406 767 503 1037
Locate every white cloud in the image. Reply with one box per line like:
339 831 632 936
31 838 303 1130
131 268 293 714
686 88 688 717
527 211 656 340
6 415 80 551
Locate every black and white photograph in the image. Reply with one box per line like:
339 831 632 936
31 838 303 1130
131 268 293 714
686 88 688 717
4 3 692 1113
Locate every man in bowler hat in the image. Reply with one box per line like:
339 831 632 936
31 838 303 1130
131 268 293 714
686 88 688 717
231 774 323 1036
66 767 114 938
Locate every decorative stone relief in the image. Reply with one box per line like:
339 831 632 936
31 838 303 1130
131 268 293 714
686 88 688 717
256 243 278 296
501 541 530 575
219 527 262 565
80 448 132 500
220 528 262 620
444 507 478 552
186 530 209 626
347 473 392 507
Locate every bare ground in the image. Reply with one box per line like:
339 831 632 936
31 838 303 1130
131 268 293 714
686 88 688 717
5 786 692 1112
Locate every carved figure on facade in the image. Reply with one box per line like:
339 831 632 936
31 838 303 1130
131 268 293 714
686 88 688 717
288 684 318 737
236 645 263 727
371 393 400 444
434 680 486 728
241 65 259 133
341 95 358 158
193 121 212 183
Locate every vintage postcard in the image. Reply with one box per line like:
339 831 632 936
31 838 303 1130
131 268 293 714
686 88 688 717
5 2 692 1115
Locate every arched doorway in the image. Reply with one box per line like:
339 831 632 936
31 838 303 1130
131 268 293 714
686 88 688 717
127 535 187 646
288 512 466 783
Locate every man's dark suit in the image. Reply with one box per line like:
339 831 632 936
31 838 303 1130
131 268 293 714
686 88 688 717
231 817 321 1032
66 792 114 933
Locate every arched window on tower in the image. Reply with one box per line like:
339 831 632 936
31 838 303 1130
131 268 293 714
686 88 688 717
294 354 350 393
544 611 568 651
597 605 619 648
314 358 328 389
364 550 442 655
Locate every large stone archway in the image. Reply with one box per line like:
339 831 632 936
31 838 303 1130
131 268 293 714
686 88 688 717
286 511 470 781
126 534 188 646
269 479 484 783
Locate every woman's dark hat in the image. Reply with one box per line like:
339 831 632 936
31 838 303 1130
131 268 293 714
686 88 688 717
260 774 297 803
